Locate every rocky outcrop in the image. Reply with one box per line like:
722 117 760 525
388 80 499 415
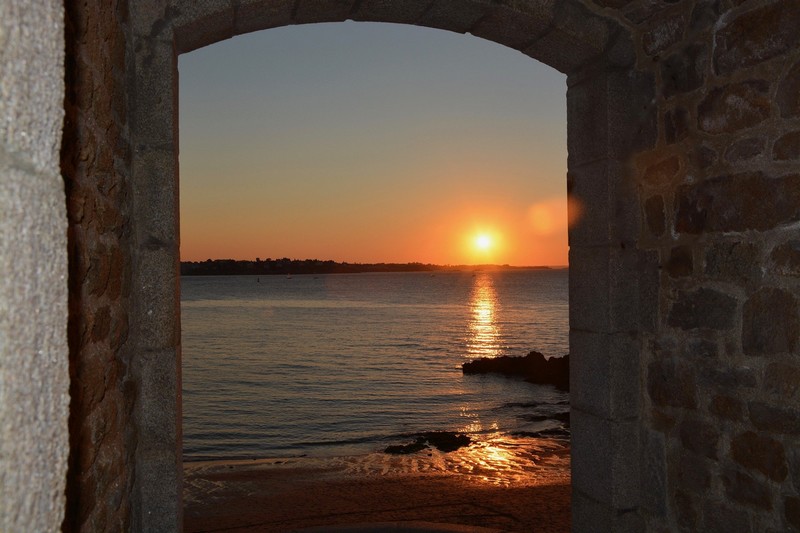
384 431 472 455
462 351 569 391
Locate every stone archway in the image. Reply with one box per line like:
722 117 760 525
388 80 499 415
127 1 656 530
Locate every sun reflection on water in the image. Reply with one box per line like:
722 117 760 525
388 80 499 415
467 273 501 359
337 434 570 487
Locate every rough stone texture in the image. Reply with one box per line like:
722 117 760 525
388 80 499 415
644 195 665 237
647 357 697 409
723 468 773 510
778 60 800 118
36 0 800 531
675 172 800 233
0 1 68 532
61 0 137 531
787 497 800 530
704 241 760 283
764 362 800 403
725 137 765 163
771 240 800 277
641 13 684 57
773 130 800 161
749 401 800 435
661 43 707 99
664 106 689 144
665 245 692 278
710 395 744 421
697 80 771 134
668 288 736 331
731 431 788 482
742 288 799 356
679 417 719 459
713 0 800 76
701 501 752 533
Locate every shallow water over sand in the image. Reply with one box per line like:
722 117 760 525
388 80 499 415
181 269 569 461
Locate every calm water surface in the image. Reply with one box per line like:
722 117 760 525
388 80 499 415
181 269 569 462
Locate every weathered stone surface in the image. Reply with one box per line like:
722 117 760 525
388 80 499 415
773 131 800 161
700 364 758 391
749 401 800 435
692 144 717 170
60 1 800 532
742 288 799 356
765 362 800 402
689 0 722 35
668 288 736 331
674 490 698 529
731 431 788 482
725 137 765 162
664 106 689 143
771 240 800 276
680 417 719 459
787 497 800 530
697 80 771 134
647 358 697 409
710 395 744 421
589 0 633 7
723 468 773 510
352 0 432 24
416 0 488 34
642 430 667 516
662 43 707 98
675 173 800 233
714 0 800 75
678 452 711 493
643 156 680 185
470 3 553 52
62 0 136 530
702 501 752 533
642 13 684 56
293 0 356 24
235 0 294 34
683 338 717 359
705 241 759 281
645 195 665 237
666 245 692 278
778 61 800 118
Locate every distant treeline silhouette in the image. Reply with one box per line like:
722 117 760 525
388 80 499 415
180 258 549 276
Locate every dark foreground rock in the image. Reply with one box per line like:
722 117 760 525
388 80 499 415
385 431 472 454
462 351 570 391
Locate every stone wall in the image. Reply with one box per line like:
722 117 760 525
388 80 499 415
627 0 800 530
61 0 137 530
48 0 800 531
0 0 68 531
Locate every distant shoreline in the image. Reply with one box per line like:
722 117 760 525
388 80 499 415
181 258 564 276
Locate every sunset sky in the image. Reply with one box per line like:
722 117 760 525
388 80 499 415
179 22 568 266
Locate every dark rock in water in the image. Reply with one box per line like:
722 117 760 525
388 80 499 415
462 351 570 391
421 431 471 452
384 431 471 455
385 437 428 455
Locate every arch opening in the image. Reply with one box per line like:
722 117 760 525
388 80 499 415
178 23 571 530
127 1 655 530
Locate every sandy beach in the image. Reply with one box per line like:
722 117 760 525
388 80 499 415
184 437 570 532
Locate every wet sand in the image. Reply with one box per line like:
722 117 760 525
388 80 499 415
184 437 570 532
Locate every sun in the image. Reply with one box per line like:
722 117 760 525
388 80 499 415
475 234 493 251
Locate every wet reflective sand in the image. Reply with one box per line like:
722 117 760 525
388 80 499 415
184 436 570 533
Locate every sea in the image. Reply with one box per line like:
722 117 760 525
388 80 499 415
181 269 569 463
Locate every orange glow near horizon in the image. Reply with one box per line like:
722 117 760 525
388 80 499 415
178 24 570 268
180 198 571 267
